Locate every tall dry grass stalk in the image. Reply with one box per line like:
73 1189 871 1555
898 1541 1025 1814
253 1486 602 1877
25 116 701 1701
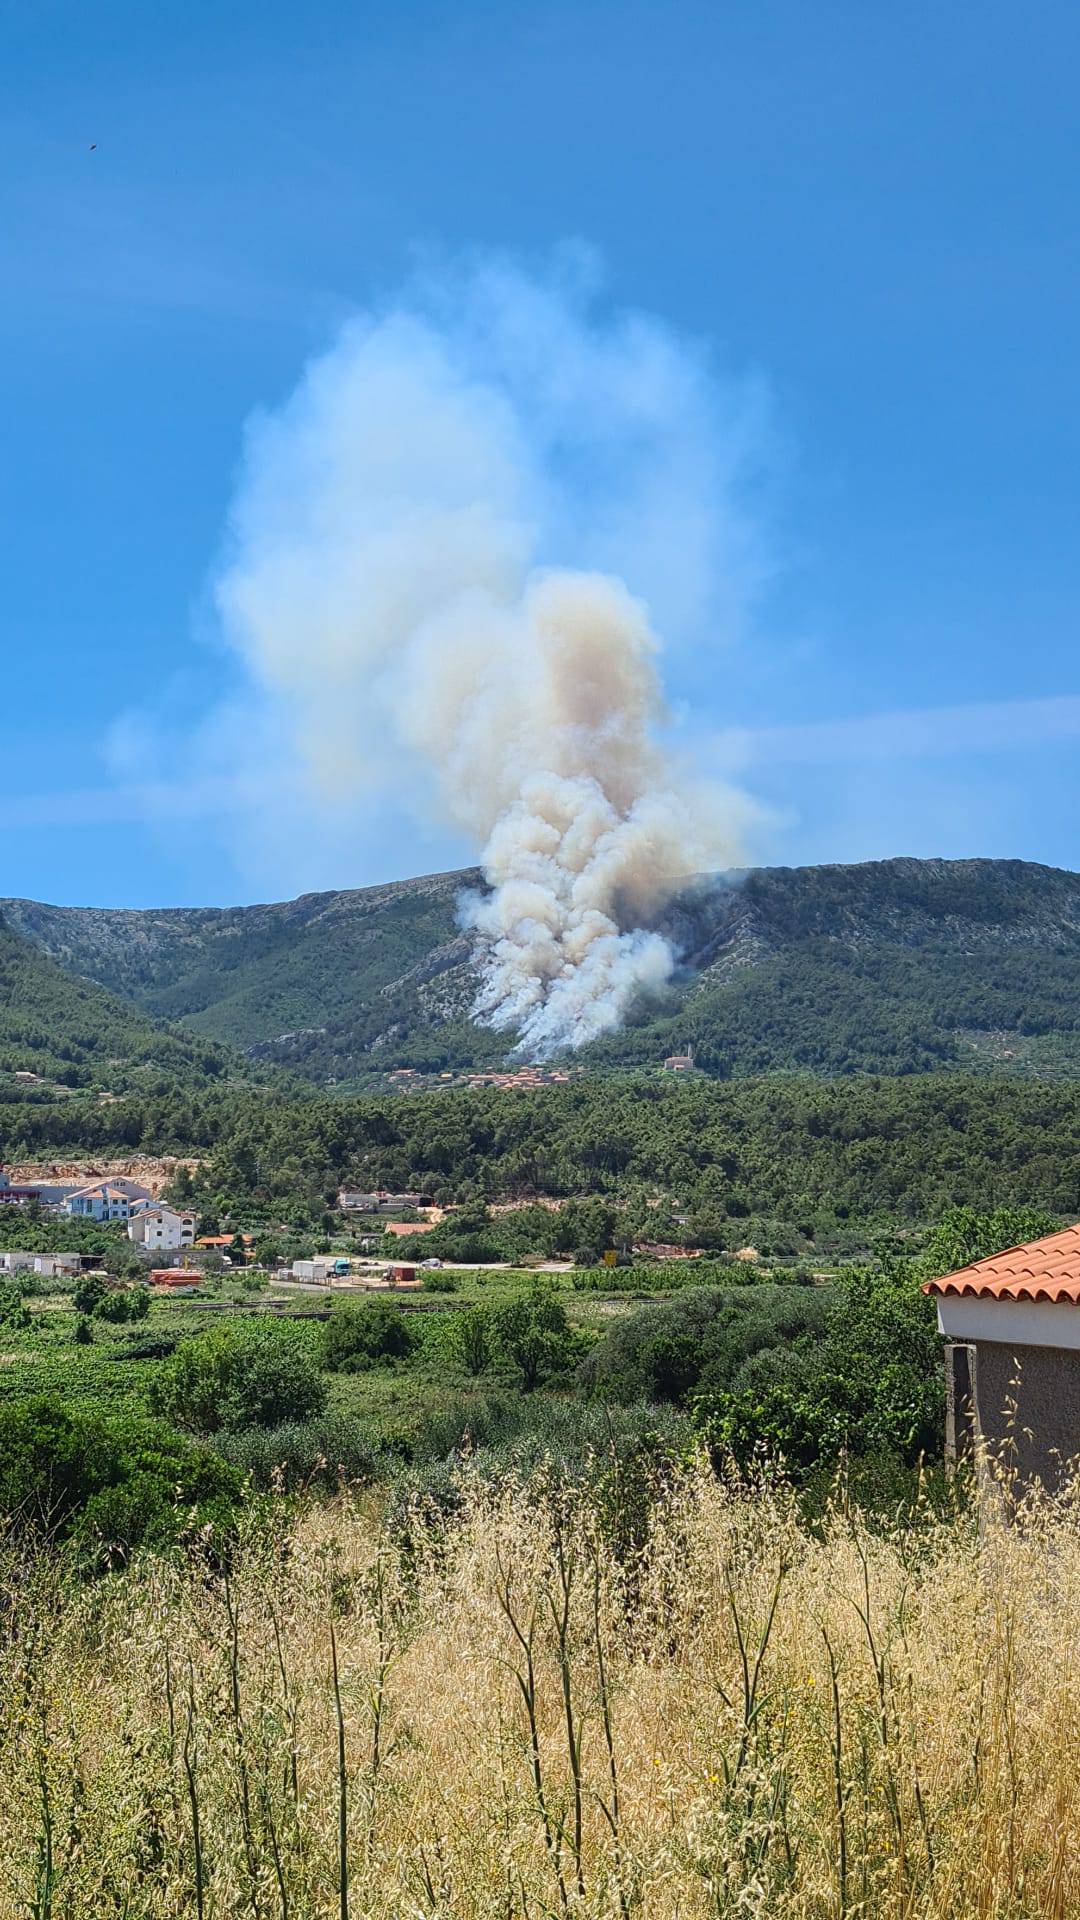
0 1464 1079 1917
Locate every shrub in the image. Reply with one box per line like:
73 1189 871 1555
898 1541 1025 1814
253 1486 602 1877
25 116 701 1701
0 1285 31 1332
152 1325 327 1434
74 1273 108 1315
490 1281 582 1391
580 1285 833 1407
0 1397 242 1564
454 1306 492 1376
93 1285 150 1324
211 1410 383 1490
320 1298 415 1371
692 1266 945 1470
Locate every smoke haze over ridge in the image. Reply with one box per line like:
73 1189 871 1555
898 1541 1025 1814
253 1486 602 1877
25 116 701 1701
214 255 767 1053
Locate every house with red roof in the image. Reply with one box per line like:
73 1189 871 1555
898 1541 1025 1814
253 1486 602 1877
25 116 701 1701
925 1223 1080 1493
64 1182 137 1223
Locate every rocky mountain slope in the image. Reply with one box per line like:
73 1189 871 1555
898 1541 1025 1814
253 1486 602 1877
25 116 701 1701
0 913 244 1100
5 856 1080 1084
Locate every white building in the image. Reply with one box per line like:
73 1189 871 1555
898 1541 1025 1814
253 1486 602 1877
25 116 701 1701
0 1250 36 1273
0 1251 82 1277
127 1204 196 1252
65 1184 133 1223
291 1257 339 1284
338 1189 422 1213
100 1177 152 1203
63 1177 152 1222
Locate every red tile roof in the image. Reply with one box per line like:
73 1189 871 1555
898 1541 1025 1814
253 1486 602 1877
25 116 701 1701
924 1224 1080 1303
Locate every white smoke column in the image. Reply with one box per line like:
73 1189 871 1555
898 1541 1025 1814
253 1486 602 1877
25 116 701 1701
214 257 765 1052
441 571 722 1055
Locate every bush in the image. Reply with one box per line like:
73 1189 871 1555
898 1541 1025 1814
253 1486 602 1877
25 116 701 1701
211 1410 383 1490
580 1285 834 1407
387 1393 691 1556
93 1285 150 1324
692 1266 945 1471
74 1273 107 1315
0 1397 242 1565
152 1325 327 1434
320 1298 415 1372
454 1306 492 1376
490 1281 582 1391
0 1285 31 1331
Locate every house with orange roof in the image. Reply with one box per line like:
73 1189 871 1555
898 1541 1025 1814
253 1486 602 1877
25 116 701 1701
64 1182 137 1223
925 1223 1080 1492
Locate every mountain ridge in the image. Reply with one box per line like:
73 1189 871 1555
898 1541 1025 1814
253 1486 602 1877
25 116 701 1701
0 912 245 1099
5 855 1080 1084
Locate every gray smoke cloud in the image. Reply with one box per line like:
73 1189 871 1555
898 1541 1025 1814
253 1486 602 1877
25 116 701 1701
214 255 765 1054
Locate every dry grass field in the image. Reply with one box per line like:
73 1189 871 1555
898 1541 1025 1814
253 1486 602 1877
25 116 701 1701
1 1465 1077 1919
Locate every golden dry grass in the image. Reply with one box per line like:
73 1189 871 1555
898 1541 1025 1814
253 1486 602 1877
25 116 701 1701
2 1466 1079 1918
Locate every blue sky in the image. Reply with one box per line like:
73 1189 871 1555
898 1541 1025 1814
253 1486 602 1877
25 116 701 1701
4 0 1079 907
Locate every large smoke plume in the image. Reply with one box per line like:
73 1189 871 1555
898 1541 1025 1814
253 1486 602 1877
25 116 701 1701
215 256 764 1054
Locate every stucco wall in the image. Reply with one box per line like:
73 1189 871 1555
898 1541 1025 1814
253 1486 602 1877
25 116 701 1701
960 1337 1080 1491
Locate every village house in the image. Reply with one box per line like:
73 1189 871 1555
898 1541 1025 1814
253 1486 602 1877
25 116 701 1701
925 1222 1080 1494
19 1181 81 1207
94 1177 152 1203
32 1253 83 1278
64 1175 153 1222
127 1203 197 1252
338 1189 423 1213
1 1250 90 1277
65 1183 134 1223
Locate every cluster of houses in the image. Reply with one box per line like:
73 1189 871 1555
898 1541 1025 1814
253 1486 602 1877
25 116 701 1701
0 1167 197 1251
383 1066 584 1093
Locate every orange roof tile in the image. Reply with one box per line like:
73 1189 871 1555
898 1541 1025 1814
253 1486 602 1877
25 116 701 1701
924 1224 1080 1303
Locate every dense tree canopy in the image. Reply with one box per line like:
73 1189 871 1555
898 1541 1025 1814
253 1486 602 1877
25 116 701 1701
3 1075 1079 1253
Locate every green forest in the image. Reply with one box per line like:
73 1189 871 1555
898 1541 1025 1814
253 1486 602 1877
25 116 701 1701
7 854 1080 1084
4 1073 1079 1250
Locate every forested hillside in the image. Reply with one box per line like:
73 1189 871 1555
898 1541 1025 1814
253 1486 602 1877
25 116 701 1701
0 913 244 1098
0 869 486 1069
7 856 1080 1081
3 1074 1079 1251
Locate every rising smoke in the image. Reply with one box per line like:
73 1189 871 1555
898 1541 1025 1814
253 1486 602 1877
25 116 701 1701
215 256 765 1054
